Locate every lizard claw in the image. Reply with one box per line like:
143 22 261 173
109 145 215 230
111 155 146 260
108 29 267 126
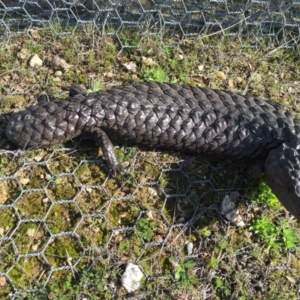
109 164 124 177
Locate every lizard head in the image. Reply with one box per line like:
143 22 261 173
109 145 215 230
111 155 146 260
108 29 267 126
264 141 300 221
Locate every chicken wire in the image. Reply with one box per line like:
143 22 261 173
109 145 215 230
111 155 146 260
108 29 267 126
0 0 300 47
1 141 279 299
0 0 299 299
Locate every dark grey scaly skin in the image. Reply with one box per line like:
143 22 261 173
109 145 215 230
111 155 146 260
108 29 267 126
6 82 300 220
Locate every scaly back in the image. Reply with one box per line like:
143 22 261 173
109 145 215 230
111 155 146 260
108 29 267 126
6 82 298 159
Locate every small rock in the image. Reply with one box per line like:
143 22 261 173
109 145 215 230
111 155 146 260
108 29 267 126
27 228 36 237
0 276 6 287
220 192 245 227
122 262 144 292
104 71 114 78
228 79 235 89
148 187 157 196
146 211 154 220
175 53 184 60
54 70 63 77
34 231 42 239
226 210 245 227
187 242 193 255
29 28 40 39
17 48 29 60
177 217 185 223
216 71 226 80
42 197 49 204
52 77 61 82
286 275 297 284
123 61 137 72
142 56 158 66
33 155 44 162
220 194 236 215
52 55 72 71
45 174 52 180
198 64 204 72
29 54 43 68
19 178 30 185
32 244 39 251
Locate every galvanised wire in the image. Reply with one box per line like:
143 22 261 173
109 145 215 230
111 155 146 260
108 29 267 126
0 0 299 47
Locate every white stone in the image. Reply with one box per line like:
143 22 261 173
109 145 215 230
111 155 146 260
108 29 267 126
123 61 137 72
17 48 29 60
54 70 63 77
142 56 158 66
122 262 143 292
187 242 193 255
52 55 72 71
29 54 43 68
220 192 245 227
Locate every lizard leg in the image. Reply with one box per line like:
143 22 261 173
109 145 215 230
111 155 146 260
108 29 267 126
92 128 123 176
69 84 88 97
69 85 121 175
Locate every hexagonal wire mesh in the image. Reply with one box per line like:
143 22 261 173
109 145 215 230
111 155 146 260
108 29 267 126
0 0 300 46
0 0 300 298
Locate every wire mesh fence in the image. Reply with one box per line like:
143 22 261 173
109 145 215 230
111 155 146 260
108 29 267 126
0 143 255 298
0 1 300 299
1 0 300 47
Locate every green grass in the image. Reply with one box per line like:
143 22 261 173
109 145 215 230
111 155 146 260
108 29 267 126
248 180 299 251
21 263 117 300
142 66 169 82
250 180 282 210
169 256 197 282
250 215 299 251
